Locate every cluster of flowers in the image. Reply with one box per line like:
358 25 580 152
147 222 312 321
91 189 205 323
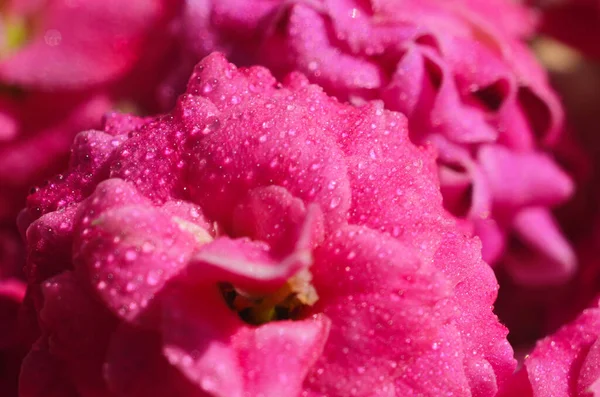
0 0 598 396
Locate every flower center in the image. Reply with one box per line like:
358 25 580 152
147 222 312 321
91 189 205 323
1 14 30 58
220 269 319 325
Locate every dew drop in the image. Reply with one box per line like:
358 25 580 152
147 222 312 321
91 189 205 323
147 270 161 286
202 117 220 135
202 79 218 94
329 196 341 209
125 250 137 261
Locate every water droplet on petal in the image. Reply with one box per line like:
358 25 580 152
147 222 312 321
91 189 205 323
329 196 341 209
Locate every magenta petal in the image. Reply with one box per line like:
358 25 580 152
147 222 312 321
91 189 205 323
0 0 166 89
25 206 77 284
74 179 198 322
0 107 17 141
24 122 124 217
185 53 351 231
434 230 516 393
232 185 325 255
40 272 116 361
236 316 330 395
501 300 600 397
162 287 244 397
305 225 473 395
427 53 499 144
104 325 200 397
16 50 519 397
433 134 492 219
579 338 600 396
259 3 385 101
385 47 498 144
473 218 506 265
381 46 426 119
479 144 574 210
187 236 311 293
162 284 329 397
504 208 576 286
102 112 149 136
40 272 117 396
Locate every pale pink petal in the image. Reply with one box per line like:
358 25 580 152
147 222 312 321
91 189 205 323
479 144 574 211
504 208 576 286
73 179 198 322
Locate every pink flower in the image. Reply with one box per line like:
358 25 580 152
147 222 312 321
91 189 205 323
499 297 600 397
0 0 173 89
19 53 515 396
0 0 180 223
169 0 574 285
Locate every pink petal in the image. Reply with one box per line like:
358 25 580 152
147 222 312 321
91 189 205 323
185 236 310 294
0 0 168 89
259 3 385 101
104 324 200 397
504 207 576 286
339 101 447 262
102 112 149 137
23 115 123 218
579 338 600 396
432 134 492 219
232 185 325 256
434 231 516 394
40 271 117 396
473 217 506 265
73 179 198 322
185 53 351 231
161 283 329 397
479 144 574 211
236 316 331 395
500 299 600 397
384 47 498 144
108 117 192 205
305 225 473 395
25 206 77 284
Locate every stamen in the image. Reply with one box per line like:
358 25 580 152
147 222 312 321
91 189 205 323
1 16 29 58
220 269 319 325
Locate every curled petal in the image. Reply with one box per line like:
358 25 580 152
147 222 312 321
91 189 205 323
504 208 576 286
74 179 199 322
479 144 573 211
